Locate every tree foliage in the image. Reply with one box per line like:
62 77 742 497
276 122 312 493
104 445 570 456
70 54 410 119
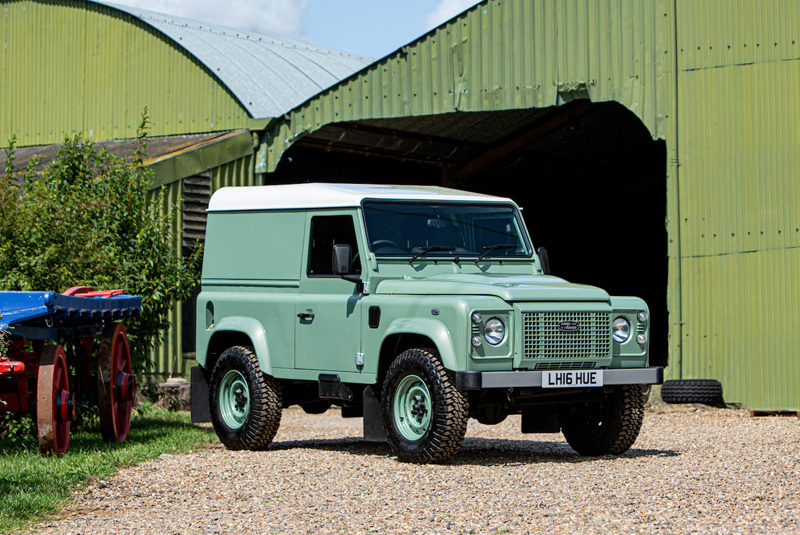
0 114 200 371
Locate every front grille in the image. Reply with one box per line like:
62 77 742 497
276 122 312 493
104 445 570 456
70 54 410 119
534 361 597 371
523 312 611 360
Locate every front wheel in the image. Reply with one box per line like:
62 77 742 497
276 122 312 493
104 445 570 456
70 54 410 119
210 346 282 450
381 348 468 463
560 384 644 456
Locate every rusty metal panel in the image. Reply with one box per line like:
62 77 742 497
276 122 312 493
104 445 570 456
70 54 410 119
0 0 251 147
672 0 800 409
263 0 671 172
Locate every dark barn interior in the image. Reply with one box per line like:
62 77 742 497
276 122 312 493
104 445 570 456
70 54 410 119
269 100 668 366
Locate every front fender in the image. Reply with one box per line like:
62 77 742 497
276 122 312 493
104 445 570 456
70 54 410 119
208 316 272 375
383 318 459 371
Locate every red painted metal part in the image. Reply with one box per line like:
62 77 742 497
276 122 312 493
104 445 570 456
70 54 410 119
0 358 26 375
37 345 72 457
62 286 95 296
97 323 134 443
62 286 125 298
0 348 39 413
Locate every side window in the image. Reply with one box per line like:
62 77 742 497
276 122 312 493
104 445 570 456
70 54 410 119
307 215 362 276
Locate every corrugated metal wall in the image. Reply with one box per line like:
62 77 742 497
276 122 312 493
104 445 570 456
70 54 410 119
262 0 671 172
674 0 800 409
258 0 799 409
5 0 795 407
147 154 256 379
0 0 250 146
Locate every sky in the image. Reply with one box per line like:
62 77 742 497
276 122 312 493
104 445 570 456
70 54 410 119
107 0 483 58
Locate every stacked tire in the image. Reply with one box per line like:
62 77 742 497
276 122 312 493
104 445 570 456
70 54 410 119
661 379 723 406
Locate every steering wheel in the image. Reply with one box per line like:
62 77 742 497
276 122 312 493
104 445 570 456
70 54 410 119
370 239 399 250
350 252 361 273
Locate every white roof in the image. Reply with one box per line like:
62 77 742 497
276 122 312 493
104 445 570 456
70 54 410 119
207 184 516 212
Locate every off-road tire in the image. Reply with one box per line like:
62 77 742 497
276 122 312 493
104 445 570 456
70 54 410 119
661 379 723 405
210 346 282 450
381 348 468 464
560 384 644 456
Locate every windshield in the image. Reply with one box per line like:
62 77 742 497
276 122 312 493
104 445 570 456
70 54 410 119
362 201 532 259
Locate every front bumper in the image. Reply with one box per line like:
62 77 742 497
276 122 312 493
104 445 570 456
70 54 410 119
454 366 663 390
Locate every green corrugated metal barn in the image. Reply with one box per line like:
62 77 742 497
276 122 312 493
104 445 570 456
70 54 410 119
2 0 798 410
0 0 372 377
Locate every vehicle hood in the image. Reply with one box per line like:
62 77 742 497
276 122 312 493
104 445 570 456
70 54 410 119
374 274 610 302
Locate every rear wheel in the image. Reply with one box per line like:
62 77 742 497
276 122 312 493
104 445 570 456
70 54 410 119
381 348 468 463
560 384 644 456
97 323 135 443
210 346 282 450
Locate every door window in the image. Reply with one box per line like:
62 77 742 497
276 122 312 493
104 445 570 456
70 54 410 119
307 215 361 276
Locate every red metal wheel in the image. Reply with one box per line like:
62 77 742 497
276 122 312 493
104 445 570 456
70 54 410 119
97 323 135 442
37 345 74 456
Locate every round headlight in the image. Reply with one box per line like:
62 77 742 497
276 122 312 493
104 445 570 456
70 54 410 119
612 317 631 343
484 318 505 345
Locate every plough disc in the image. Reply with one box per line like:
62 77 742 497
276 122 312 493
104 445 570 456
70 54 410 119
37 345 74 456
98 323 135 442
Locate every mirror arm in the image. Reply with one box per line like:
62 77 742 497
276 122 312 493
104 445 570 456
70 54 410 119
341 275 369 295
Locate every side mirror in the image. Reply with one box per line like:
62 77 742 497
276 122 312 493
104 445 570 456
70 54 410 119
332 244 352 275
537 246 551 275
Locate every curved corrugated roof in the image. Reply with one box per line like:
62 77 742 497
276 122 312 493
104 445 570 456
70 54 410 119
95 1 374 119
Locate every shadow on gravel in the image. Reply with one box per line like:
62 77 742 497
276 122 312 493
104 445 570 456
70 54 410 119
267 436 679 466
455 438 680 466
269 437 394 459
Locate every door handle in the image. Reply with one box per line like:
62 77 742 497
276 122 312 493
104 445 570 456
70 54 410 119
297 312 315 320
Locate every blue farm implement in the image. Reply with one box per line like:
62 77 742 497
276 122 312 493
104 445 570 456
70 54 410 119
0 287 141 456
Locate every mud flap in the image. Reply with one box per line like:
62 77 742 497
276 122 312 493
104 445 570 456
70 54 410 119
190 366 211 423
362 385 386 442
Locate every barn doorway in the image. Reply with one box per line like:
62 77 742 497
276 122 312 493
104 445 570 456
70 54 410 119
269 100 668 367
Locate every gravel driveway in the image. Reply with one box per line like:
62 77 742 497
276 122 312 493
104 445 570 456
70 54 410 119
34 401 800 535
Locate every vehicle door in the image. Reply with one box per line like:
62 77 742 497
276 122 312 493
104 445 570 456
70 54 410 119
295 212 365 373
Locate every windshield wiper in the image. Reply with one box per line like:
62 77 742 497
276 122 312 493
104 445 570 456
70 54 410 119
409 245 457 262
475 244 517 263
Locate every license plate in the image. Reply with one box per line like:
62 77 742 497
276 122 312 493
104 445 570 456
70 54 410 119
542 370 603 388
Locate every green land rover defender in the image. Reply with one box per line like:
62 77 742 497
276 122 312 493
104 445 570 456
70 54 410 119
191 183 663 463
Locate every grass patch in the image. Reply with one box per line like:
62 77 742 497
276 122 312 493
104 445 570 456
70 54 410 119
0 404 216 533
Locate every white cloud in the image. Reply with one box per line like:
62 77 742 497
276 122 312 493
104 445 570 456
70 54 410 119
108 0 309 38
424 0 481 30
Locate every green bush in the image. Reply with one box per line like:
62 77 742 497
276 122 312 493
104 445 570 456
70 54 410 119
0 113 200 372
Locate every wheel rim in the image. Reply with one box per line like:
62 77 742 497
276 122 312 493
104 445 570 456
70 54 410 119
393 374 432 441
219 369 250 429
38 345 72 456
98 323 134 442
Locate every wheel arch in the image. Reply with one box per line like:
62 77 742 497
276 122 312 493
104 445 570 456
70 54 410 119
378 318 458 388
204 316 272 375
